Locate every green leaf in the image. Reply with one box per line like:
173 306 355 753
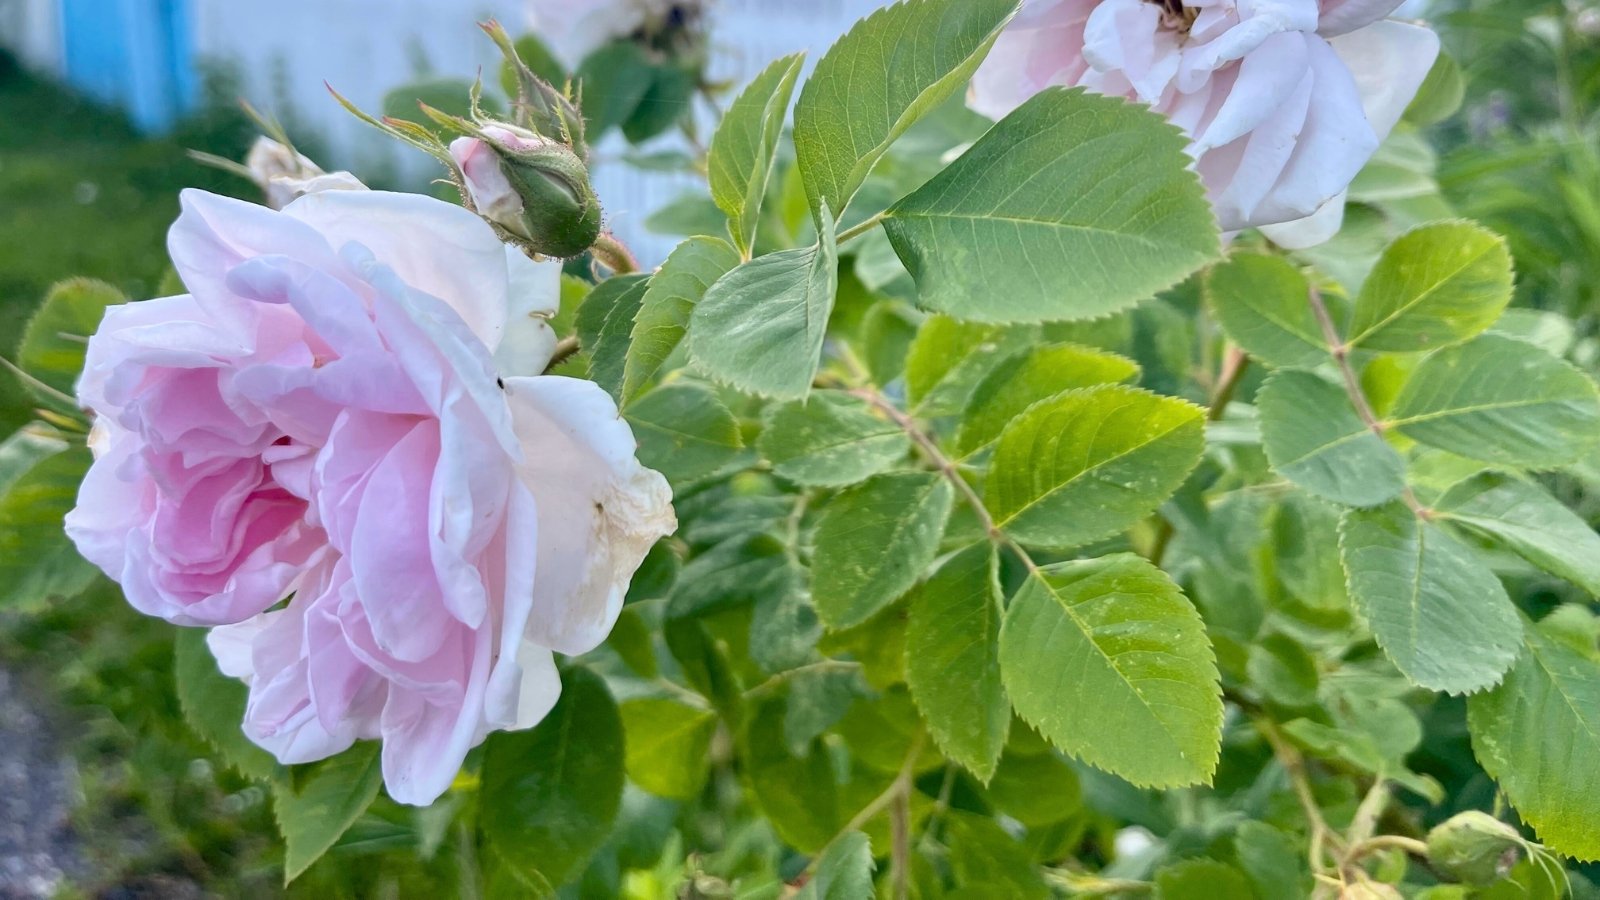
757 391 910 487
1390 335 1600 468
1347 221 1513 353
17 278 124 410
750 572 823 673
904 316 1035 418
985 385 1205 550
983 747 1081 826
905 544 1008 782
1258 369 1406 508
621 62 695 144
174 629 278 781
0 424 67 495
882 87 1220 323
688 207 839 400
577 273 651 402
274 743 383 884
1468 618 1600 861
813 472 954 629
1155 860 1255 899
624 237 741 402
1435 473 1600 595
481 667 626 892
741 694 843 852
709 54 806 256
618 698 716 800
1404 52 1465 127
1203 253 1327 369
576 41 655 138
956 342 1139 457
0 444 96 608
666 533 790 621
792 0 1018 219
1340 502 1522 693
798 832 876 900
626 382 744 484
999 553 1222 788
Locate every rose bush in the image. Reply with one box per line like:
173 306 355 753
63 187 674 805
6 0 1600 894
970 0 1439 245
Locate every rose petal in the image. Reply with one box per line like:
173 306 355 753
503 376 676 656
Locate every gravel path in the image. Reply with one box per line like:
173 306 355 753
0 666 84 900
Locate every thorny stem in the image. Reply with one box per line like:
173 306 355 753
891 784 911 900
1344 834 1430 865
592 232 640 274
1306 286 1429 517
848 387 1040 577
1256 717 1345 875
803 732 928 880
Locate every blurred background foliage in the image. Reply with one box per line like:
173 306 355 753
3 0 1600 893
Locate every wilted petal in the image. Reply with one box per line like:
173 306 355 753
503 376 676 656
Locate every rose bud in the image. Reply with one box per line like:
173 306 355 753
244 136 365 210
1425 811 1524 885
449 124 601 259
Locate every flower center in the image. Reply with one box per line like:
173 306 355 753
1149 0 1201 32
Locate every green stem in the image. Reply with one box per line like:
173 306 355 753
1306 286 1429 517
836 211 887 246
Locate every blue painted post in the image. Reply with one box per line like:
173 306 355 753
59 0 196 132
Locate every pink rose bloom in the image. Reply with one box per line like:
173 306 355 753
64 188 675 805
969 0 1439 247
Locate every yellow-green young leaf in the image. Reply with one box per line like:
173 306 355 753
757 391 910 487
0 443 97 609
626 382 744 484
624 237 741 402
986 385 1205 551
1468 618 1600 861
1346 221 1513 353
1390 335 1600 469
576 273 651 401
688 207 838 399
1435 473 1600 596
883 87 1220 323
274 743 383 884
999 554 1222 788
1339 502 1522 694
957 342 1139 457
796 832 875 900
905 544 1008 782
18 278 124 411
174 629 278 781
708 54 806 256
619 698 717 800
1203 253 1327 369
792 0 1019 219
1258 369 1405 508
904 316 1035 418
480 667 625 892
813 472 954 629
